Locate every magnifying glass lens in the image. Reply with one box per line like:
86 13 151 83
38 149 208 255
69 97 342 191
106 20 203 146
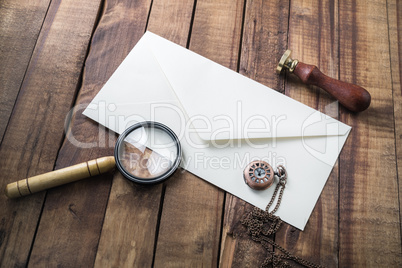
115 122 181 184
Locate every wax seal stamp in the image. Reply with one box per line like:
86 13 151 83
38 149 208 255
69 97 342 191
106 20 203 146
277 49 371 112
243 160 275 190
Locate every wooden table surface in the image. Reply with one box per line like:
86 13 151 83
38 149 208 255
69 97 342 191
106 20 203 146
1 0 401 267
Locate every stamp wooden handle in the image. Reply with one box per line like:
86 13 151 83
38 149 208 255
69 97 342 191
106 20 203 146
5 156 116 198
293 62 371 112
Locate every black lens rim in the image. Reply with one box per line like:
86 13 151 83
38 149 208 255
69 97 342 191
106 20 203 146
114 121 182 185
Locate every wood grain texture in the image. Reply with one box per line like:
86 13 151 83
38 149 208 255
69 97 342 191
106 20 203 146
220 196 267 267
94 0 195 266
0 0 101 266
95 175 162 267
1 0 401 267
238 0 290 93
152 0 244 267
339 0 402 266
386 0 402 239
147 0 195 45
27 0 157 267
219 0 290 267
274 0 340 267
0 0 50 143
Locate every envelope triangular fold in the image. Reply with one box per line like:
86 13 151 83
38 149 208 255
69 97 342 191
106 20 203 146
144 31 350 140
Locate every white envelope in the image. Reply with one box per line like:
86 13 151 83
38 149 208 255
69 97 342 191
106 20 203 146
83 31 351 230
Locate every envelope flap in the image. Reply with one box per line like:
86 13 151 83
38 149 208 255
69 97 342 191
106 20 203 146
144 32 350 141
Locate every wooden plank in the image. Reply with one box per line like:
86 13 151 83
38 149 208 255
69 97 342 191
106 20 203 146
219 0 290 266
26 1 156 267
238 0 290 92
387 0 402 238
220 196 267 267
0 0 50 143
0 0 102 266
339 0 402 266
147 0 195 44
274 0 340 266
93 0 195 267
152 0 244 266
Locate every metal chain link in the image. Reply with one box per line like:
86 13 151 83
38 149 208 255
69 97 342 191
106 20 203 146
241 165 324 268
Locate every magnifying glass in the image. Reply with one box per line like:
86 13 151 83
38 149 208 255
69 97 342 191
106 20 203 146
5 121 182 198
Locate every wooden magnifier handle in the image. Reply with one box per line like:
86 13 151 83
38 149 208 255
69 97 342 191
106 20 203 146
5 156 116 198
277 50 371 112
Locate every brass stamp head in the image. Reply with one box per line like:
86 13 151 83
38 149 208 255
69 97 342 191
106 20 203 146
276 50 299 74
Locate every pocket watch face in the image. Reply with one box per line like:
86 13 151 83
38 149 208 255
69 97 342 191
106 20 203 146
243 160 274 190
254 167 266 178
